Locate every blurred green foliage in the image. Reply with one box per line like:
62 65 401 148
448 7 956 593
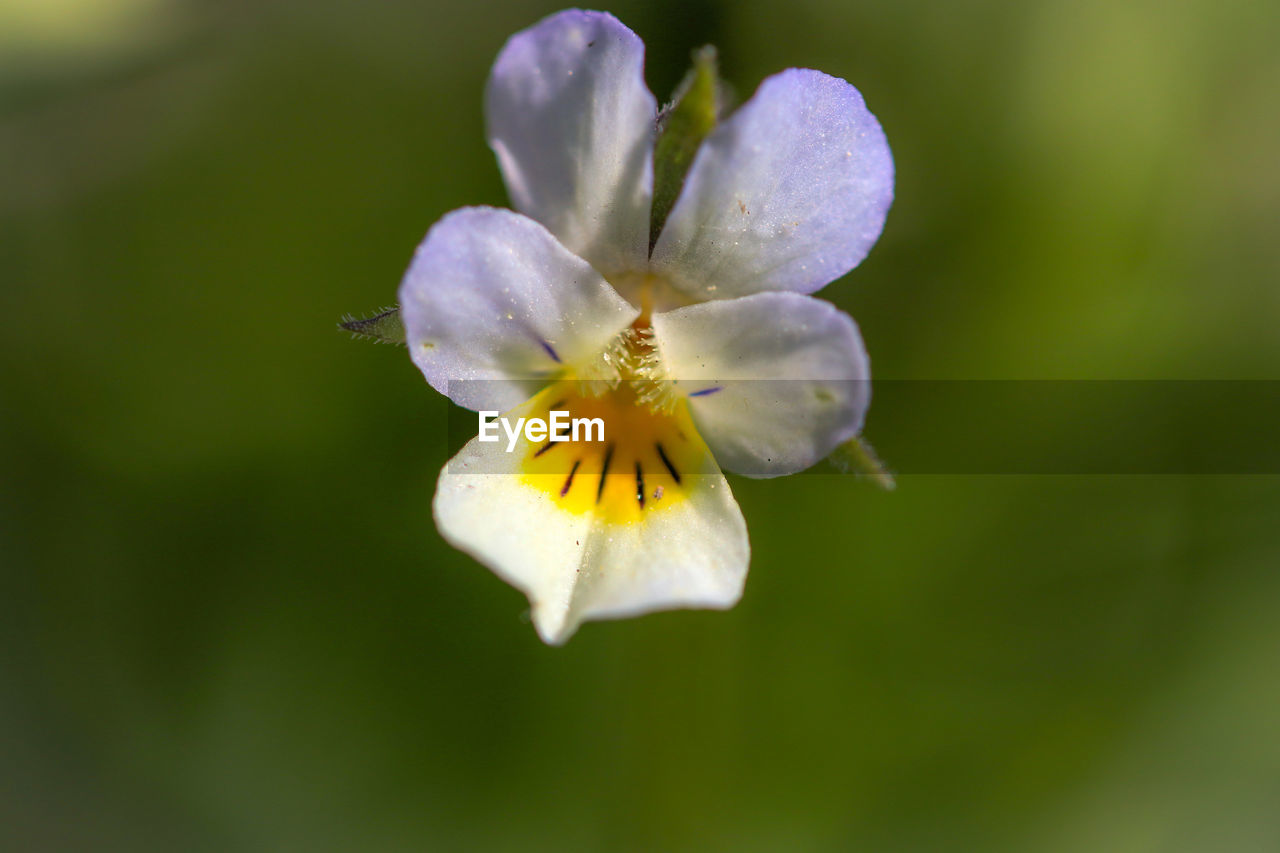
2 0 1279 850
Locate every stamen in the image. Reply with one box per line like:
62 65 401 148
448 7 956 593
572 325 678 412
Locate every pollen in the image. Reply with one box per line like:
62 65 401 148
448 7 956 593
520 381 710 524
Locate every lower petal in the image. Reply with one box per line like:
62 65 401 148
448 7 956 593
433 384 749 644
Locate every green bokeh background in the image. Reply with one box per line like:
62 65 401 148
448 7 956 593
3 0 1279 850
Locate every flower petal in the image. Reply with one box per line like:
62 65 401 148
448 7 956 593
650 69 893 299
486 10 657 277
434 389 749 645
651 292 870 477
398 207 638 411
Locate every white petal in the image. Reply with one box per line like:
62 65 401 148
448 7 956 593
650 69 893 299
651 292 870 477
433 390 749 645
486 10 657 276
398 207 638 411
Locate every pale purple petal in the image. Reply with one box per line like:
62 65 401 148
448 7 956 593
486 10 657 277
652 292 870 477
398 207 638 412
650 69 893 299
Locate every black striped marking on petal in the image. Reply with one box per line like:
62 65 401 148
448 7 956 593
596 444 615 504
560 459 580 497
655 442 682 484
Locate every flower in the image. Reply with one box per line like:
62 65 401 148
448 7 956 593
398 9 893 644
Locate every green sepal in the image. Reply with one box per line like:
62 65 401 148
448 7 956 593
650 45 724 249
339 306 405 345
827 435 896 490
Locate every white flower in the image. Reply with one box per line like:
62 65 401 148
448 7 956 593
398 9 893 644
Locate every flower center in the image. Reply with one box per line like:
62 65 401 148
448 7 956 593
519 380 709 524
606 271 695 320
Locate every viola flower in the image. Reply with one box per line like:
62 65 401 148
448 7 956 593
398 9 893 644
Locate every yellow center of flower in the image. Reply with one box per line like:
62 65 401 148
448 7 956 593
519 380 708 524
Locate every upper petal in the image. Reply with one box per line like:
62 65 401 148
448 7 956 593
398 207 638 412
651 292 870 477
650 69 893 299
434 385 749 645
486 10 657 277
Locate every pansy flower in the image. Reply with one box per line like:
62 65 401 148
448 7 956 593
397 9 893 644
